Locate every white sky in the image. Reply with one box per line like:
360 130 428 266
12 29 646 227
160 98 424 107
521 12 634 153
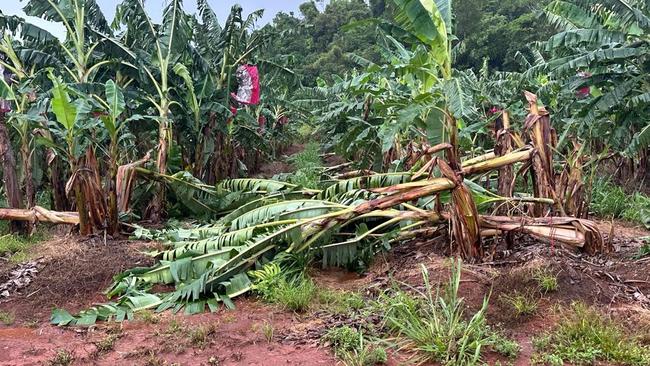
2 0 315 39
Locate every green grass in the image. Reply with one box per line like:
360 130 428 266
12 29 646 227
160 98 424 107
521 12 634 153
635 237 650 259
94 333 120 354
532 268 559 293
0 229 49 264
380 261 493 365
488 332 521 359
323 326 387 366
317 288 365 313
0 311 15 325
249 263 317 312
288 142 322 188
501 292 538 317
188 324 215 348
48 349 74 366
591 179 650 227
532 302 650 365
260 321 274 343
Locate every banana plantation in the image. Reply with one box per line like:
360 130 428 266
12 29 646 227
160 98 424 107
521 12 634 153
0 0 649 365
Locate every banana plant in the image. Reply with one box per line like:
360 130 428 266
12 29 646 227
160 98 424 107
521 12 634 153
90 79 139 235
23 0 113 84
0 35 45 211
46 71 97 234
112 0 191 221
540 0 650 161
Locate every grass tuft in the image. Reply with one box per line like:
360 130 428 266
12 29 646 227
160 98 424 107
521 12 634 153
288 142 322 188
261 321 274 343
489 332 521 359
380 260 492 365
533 302 650 365
0 231 48 263
48 349 74 366
250 263 316 312
323 326 387 365
533 268 559 293
0 311 15 325
188 324 216 348
590 179 650 227
317 288 365 313
95 333 120 354
501 292 538 317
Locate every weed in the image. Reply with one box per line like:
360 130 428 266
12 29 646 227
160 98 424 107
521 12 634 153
25 319 39 328
188 324 215 348
0 311 15 325
501 292 538 317
533 302 650 365
261 321 274 343
634 237 650 259
222 314 237 323
288 142 322 188
48 349 73 366
488 332 520 359
207 356 221 365
317 288 365 313
324 326 386 365
380 260 492 365
250 263 316 312
591 179 650 226
137 310 160 324
0 231 48 263
275 277 316 312
95 333 120 354
165 319 184 335
143 350 165 366
338 340 387 366
324 326 360 353
532 268 559 293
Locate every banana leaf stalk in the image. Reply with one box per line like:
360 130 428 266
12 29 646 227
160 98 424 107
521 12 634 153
479 215 608 254
495 110 515 203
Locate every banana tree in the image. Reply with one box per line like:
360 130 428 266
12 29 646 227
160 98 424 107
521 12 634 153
541 0 650 176
91 80 132 235
46 72 99 234
0 36 42 211
112 0 191 221
0 83 24 234
23 0 113 84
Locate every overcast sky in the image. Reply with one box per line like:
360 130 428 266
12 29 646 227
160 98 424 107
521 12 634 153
2 0 316 38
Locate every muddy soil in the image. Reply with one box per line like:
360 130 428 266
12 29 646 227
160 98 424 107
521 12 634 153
0 220 649 365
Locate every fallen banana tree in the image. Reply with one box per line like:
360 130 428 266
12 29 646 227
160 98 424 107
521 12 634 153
0 206 79 225
49 93 610 324
51 164 605 324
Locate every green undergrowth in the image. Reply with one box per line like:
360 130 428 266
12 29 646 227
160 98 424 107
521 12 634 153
590 179 650 228
312 260 520 365
532 302 650 365
635 237 650 259
323 326 387 366
287 142 323 188
378 261 518 365
249 263 316 312
0 227 49 263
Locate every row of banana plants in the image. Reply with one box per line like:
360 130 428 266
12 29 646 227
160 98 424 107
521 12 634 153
0 0 305 235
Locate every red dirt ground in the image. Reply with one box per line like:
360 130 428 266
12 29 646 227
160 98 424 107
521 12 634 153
0 220 649 365
0 298 336 366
